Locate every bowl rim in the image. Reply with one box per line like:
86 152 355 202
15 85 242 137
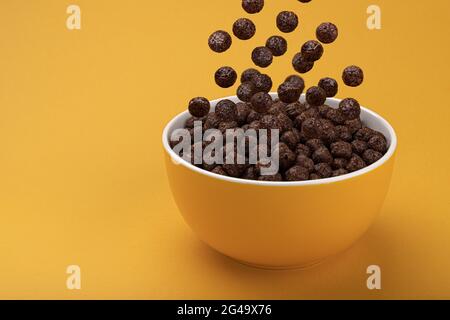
162 94 397 187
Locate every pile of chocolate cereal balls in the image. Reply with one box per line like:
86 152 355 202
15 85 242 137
171 0 389 182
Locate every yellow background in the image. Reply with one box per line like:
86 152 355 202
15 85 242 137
0 0 449 299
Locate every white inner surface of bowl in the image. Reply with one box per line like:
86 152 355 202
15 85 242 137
162 94 397 186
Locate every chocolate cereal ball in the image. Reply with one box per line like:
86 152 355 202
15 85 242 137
342 65 364 87
241 68 260 83
301 40 324 62
266 36 288 57
330 141 353 159
281 130 300 150
363 149 383 164
312 146 333 164
252 46 273 68
242 0 264 14
314 163 333 178
351 139 368 154
215 99 238 122
188 97 210 118
332 168 348 177
338 98 361 120
251 92 273 113
233 18 256 40
208 31 232 53
285 166 310 181
368 135 388 153
276 11 299 33
306 86 327 107
318 77 338 97
253 73 273 93
237 82 256 102
316 22 338 44
278 82 302 104
215 66 237 88
296 155 315 172
285 75 305 90
292 53 314 73
346 154 366 172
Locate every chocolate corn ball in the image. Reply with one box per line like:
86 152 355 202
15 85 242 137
204 112 221 130
317 119 338 144
237 82 256 102
346 154 366 172
260 114 282 130
297 107 321 125
268 100 287 114
342 65 364 87
296 154 315 172
292 53 314 73
236 102 252 125
332 168 348 177
233 18 256 40
296 143 312 157
276 11 299 33
251 92 273 113
368 135 388 153
351 140 367 156
281 130 300 150
301 118 320 139
212 166 228 176
252 73 273 93
285 75 305 90
363 149 383 165
242 0 264 14
335 125 352 142
330 141 353 159
314 163 332 178
338 98 361 120
332 158 348 170
252 46 273 68
208 31 232 53
216 99 238 122
316 22 338 44
312 146 333 164
278 82 302 104
188 97 210 118
218 121 238 133
258 174 283 182
277 143 297 170
286 101 307 120
355 127 376 142
318 77 338 97
215 66 237 88
266 36 288 56
241 68 260 83
247 110 263 123
306 138 324 151
318 105 332 117
277 112 294 133
301 40 324 62
306 86 327 107
325 108 346 125
285 166 310 181
345 118 363 135
310 173 321 180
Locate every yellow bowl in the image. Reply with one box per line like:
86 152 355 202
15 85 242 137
162 94 397 269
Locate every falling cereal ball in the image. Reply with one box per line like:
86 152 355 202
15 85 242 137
188 97 210 118
252 73 273 93
306 86 327 107
292 52 314 73
233 18 256 40
276 11 299 33
301 40 324 62
318 77 338 97
240 68 260 83
252 46 273 68
316 22 338 44
338 98 361 120
216 99 238 122
265 36 288 56
214 66 237 88
278 82 302 104
237 82 256 102
342 65 364 87
285 75 305 92
242 0 264 14
208 31 232 53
